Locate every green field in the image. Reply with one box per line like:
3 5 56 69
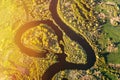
99 22 120 64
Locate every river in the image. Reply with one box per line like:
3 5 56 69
15 0 96 80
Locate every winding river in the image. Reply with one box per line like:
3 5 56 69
15 0 96 80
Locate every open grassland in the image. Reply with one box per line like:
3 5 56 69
104 24 120 64
95 0 120 64
98 22 120 64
